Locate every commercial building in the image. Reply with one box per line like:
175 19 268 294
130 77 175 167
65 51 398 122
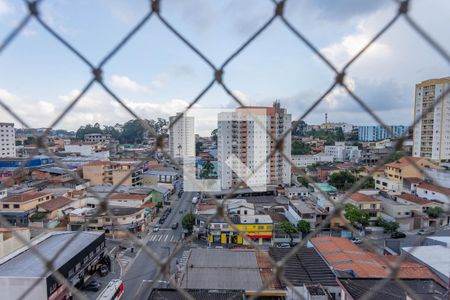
413 77 450 162
0 231 106 300
0 123 15 158
84 133 111 143
358 125 407 142
324 142 361 162
218 101 291 190
64 142 109 159
291 153 334 168
169 113 195 160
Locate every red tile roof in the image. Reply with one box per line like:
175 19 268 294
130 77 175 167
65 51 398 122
385 157 423 168
1 192 52 203
311 237 386 278
349 192 381 203
417 182 450 196
141 202 157 209
397 193 432 206
38 196 72 211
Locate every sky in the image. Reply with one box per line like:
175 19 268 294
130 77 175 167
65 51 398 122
0 0 449 134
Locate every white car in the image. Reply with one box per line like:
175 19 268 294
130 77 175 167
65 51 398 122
351 237 362 244
152 225 160 232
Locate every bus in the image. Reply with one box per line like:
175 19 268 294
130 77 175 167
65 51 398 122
96 279 123 300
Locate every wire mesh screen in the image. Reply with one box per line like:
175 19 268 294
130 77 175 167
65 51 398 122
0 0 449 299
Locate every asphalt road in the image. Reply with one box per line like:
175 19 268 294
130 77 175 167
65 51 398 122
121 191 194 300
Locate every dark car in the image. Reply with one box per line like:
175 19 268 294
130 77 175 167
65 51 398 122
391 231 406 239
83 281 101 292
171 222 179 229
159 218 165 225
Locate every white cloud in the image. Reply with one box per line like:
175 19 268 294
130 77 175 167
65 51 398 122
110 75 149 93
0 0 13 16
321 20 391 69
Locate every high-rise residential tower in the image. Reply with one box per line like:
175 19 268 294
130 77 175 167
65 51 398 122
169 113 195 161
413 77 450 162
218 101 291 190
0 123 15 158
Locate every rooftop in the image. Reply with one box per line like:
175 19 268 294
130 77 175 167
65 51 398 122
397 193 432 205
385 156 424 169
148 289 243 300
311 237 386 278
348 192 381 203
1 191 52 203
269 247 338 287
38 196 73 211
181 249 263 290
417 182 450 196
402 245 450 280
0 231 103 278
237 215 272 224
109 193 147 200
338 278 447 300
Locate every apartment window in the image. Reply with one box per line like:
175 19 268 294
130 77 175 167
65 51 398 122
2 204 9 209
258 226 264 230
13 204 19 209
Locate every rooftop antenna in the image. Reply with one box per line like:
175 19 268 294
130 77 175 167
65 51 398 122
325 113 328 124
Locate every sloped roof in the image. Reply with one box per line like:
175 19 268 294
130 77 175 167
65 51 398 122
417 182 450 196
349 192 381 203
397 193 432 205
269 247 338 287
1 192 52 203
38 196 72 211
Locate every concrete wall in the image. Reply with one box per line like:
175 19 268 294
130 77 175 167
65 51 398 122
0 277 47 300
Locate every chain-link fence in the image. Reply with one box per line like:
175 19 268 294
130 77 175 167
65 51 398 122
0 0 449 299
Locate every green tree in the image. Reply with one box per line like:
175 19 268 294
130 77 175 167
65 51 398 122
426 207 443 219
361 176 375 189
376 217 399 233
344 204 369 228
200 160 216 179
291 141 312 155
182 213 195 232
297 220 311 238
328 171 357 190
335 127 345 141
297 176 309 187
386 151 403 163
280 221 298 245
291 120 308 136
211 128 218 144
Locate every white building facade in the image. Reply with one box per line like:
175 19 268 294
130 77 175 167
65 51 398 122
324 142 361 162
169 113 195 160
413 77 450 162
218 102 291 190
0 123 15 158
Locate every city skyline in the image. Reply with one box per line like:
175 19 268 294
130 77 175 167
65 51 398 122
0 0 449 130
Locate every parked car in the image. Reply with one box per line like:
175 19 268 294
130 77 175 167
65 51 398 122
83 281 101 292
153 225 160 232
418 229 430 235
179 209 184 214
171 222 179 229
99 264 109 277
351 237 363 244
159 217 165 225
276 243 291 248
391 231 406 239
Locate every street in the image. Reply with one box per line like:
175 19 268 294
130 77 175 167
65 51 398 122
121 191 194 300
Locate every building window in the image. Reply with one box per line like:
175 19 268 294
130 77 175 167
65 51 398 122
258 226 264 230
2 204 9 209
13 204 19 209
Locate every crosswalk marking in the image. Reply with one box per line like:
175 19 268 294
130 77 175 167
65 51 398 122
149 234 176 243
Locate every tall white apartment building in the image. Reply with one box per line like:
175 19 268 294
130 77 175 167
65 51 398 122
169 113 195 161
413 77 450 162
0 123 15 158
218 102 291 190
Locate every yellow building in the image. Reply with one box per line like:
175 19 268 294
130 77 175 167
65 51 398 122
375 156 442 193
0 191 53 226
346 192 382 222
208 215 273 246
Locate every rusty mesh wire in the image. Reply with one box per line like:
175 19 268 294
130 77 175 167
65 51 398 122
0 0 449 299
